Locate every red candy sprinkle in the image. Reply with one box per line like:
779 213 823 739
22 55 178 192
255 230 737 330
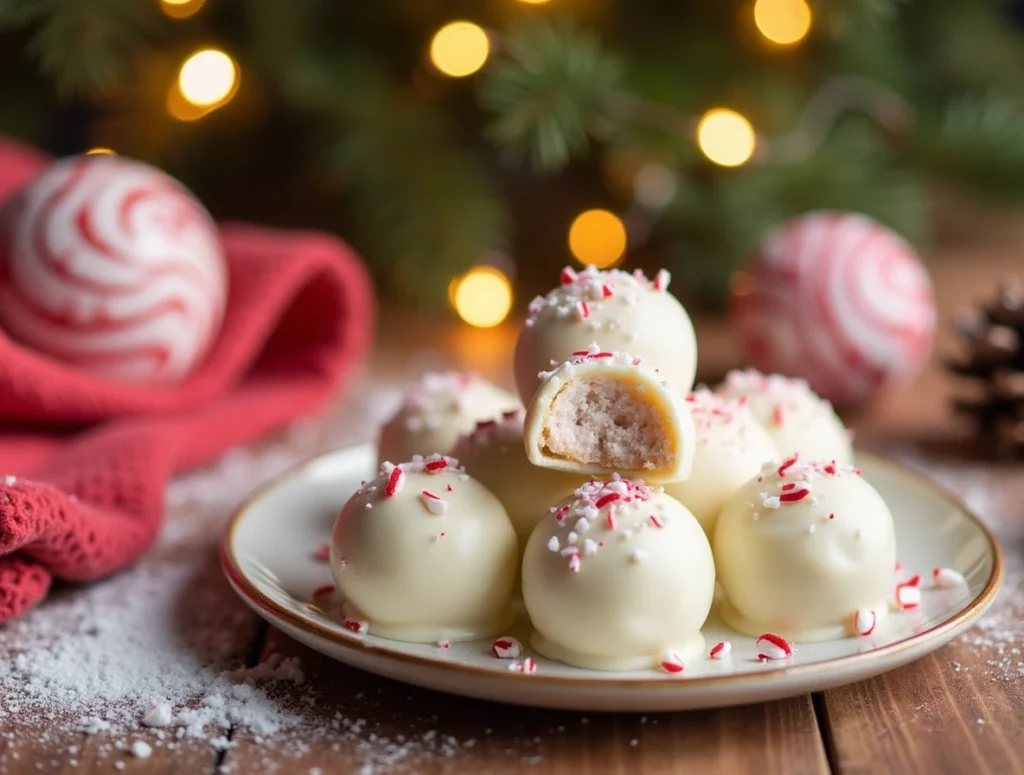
755 633 793 660
606 512 617 530
659 652 685 674
828 513 835 520
424 458 448 473
491 637 523 659
709 641 731 659
777 455 799 477
560 267 578 285
854 608 876 636
772 405 785 427
343 618 369 635
595 492 621 509
384 467 405 497
312 585 335 601
649 515 664 528
779 488 810 503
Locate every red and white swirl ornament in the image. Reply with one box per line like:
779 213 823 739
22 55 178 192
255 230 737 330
729 211 935 405
0 155 227 383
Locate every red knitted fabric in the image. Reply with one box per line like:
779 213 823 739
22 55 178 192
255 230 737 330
0 140 375 621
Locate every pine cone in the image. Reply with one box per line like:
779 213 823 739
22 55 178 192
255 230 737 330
948 280 1024 457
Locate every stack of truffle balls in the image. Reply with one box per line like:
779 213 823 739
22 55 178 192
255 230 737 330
329 266 922 673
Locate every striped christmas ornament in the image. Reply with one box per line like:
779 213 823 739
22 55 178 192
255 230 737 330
0 155 227 383
729 211 935 405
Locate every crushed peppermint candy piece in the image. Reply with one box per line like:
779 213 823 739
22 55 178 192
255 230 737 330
438 640 452 650
384 466 405 497
653 269 671 291
576 300 591 320
141 702 174 728
342 618 369 635
709 641 731 659
568 554 582 573
424 458 449 473
854 608 877 636
311 585 335 601
508 658 538 674
895 583 921 610
335 556 348 570
313 543 331 562
932 567 965 588
560 266 578 285
490 637 523 659
420 490 449 515
659 651 685 674
755 633 793 660
547 536 561 552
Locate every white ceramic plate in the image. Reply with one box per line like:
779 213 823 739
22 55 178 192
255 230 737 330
221 444 1003 712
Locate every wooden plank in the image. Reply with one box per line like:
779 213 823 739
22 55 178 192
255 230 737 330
222 628 830 775
818 462 1024 775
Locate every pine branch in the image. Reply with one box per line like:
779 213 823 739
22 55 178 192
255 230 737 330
910 94 1024 203
247 1 508 306
0 0 158 97
480 18 622 172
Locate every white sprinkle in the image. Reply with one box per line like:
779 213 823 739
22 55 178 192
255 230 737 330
560 547 580 557
808 525 816 534
582 539 599 556
130 741 152 759
141 702 174 728
3 475 15 485
364 503 373 510
547 536 560 552
630 549 649 563
933 567 966 588
567 531 579 545
574 518 591 533
763 496 781 510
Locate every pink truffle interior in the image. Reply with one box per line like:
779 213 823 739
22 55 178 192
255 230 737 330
541 376 673 471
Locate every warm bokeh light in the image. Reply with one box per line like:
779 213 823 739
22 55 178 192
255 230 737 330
429 21 490 78
84 147 116 156
753 0 812 46
160 0 205 20
696 108 756 167
452 267 513 328
516 0 552 4
568 209 628 269
178 49 238 107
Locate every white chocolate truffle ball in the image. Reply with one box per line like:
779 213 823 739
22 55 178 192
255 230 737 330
331 455 518 642
522 478 715 670
514 266 697 405
714 456 897 642
663 389 778 536
450 410 585 550
377 372 519 466
717 369 853 463
523 345 697 482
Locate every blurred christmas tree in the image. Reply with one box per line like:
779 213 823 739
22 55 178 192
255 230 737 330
1 0 1024 311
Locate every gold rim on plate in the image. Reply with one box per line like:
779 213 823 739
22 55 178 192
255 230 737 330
220 447 1004 689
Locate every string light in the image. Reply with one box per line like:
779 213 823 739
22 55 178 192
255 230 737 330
429 21 490 78
568 209 627 269
178 49 238 107
696 108 756 167
754 0 812 46
84 147 116 156
452 267 513 328
160 0 205 20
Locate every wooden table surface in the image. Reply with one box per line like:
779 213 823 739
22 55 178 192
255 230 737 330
1 237 1022 774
